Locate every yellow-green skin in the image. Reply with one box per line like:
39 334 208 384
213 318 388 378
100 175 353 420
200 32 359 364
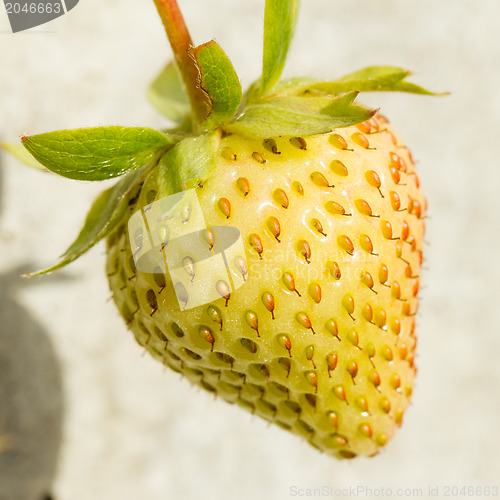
106 115 424 458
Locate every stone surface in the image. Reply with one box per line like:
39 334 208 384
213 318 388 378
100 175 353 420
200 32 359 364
1 1 499 499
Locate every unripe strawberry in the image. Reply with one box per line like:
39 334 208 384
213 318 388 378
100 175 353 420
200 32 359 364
11 0 441 459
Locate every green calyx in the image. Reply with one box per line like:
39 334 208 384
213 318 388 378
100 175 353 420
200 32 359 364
8 0 443 276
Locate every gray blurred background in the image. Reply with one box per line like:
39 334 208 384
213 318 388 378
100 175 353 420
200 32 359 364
1 0 499 499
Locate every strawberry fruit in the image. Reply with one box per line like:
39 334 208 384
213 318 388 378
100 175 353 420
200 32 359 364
9 0 441 458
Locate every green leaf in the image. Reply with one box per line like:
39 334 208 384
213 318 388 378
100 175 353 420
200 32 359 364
2 142 48 171
260 0 299 97
157 130 221 196
224 92 375 138
24 162 155 277
21 127 174 181
190 41 242 129
148 62 191 124
305 66 444 95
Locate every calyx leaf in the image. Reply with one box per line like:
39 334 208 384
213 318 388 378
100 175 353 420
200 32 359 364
296 66 444 96
224 91 375 138
157 130 221 196
21 127 174 181
24 163 155 277
148 62 191 124
260 0 299 97
190 41 242 129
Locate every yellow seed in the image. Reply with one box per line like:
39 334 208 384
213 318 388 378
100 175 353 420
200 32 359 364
199 325 214 348
245 310 259 336
305 371 318 388
381 220 394 240
221 147 237 161
305 344 315 361
262 292 275 319
381 345 394 361
296 311 314 333
351 132 371 149
337 235 354 255
365 170 382 192
234 255 247 281
329 133 350 150
390 373 402 390
356 120 372 134
308 283 322 304
292 181 304 195
251 151 266 163
267 216 281 242
390 152 407 172
399 343 408 360
342 293 355 318
389 166 401 184
365 342 376 360
325 319 340 340
358 422 373 438
218 197 231 218
401 220 410 240
389 191 402 211
290 136 307 150
409 198 423 218
326 411 338 428
333 385 347 402
378 263 389 285
273 188 289 208
376 433 388 446
207 305 223 331
356 396 369 412
200 228 214 251
297 239 311 263
236 177 250 196
248 233 263 259
263 138 280 154
326 352 338 372
216 280 231 306
355 198 376 217
360 271 376 292
361 303 373 322
379 396 391 414
374 307 387 329
326 200 350 216
346 361 358 380
311 218 326 236
311 171 333 188
330 159 348 176
390 318 401 336
326 261 341 280
359 233 375 254
391 281 402 300
282 271 301 296
347 331 359 348
395 409 404 426
368 370 381 388
277 334 292 353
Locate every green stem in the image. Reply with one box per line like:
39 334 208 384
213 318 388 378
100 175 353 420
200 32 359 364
153 0 209 127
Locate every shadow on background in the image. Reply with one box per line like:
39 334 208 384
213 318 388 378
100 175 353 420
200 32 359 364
0 152 64 500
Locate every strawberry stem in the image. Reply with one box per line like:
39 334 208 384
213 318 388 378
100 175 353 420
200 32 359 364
152 0 210 128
